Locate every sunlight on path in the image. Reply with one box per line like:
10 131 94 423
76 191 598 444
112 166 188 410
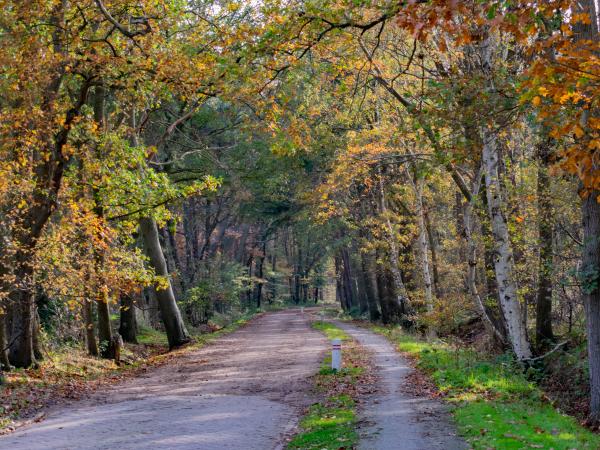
0 311 327 450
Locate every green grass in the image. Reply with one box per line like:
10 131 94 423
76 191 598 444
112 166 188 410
311 321 349 341
372 326 600 450
137 325 169 346
287 322 359 449
287 395 357 450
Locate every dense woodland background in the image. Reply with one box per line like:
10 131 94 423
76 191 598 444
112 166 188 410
2 0 600 428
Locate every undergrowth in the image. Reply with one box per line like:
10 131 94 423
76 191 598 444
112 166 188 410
372 325 600 450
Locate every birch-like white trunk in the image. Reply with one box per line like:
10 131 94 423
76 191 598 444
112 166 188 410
377 170 410 309
481 129 532 360
414 178 434 312
463 166 506 345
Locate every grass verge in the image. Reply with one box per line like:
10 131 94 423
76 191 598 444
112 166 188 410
287 321 369 450
0 312 257 433
370 325 600 450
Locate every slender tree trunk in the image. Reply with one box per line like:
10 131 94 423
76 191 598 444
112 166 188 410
341 248 356 310
424 205 442 298
482 129 532 361
139 217 190 349
83 298 98 356
377 170 410 313
8 258 37 368
576 0 600 422
355 255 369 315
0 311 10 370
536 138 555 347
254 240 266 309
96 288 114 359
375 248 405 324
162 224 184 296
462 169 507 347
583 189 600 422
334 255 348 311
119 294 137 344
414 177 434 312
361 251 381 321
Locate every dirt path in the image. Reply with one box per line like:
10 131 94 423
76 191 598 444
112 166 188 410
0 310 327 450
335 321 468 450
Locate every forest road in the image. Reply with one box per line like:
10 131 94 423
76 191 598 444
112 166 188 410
0 310 328 450
335 321 467 450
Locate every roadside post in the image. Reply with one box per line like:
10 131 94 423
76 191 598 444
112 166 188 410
331 338 342 371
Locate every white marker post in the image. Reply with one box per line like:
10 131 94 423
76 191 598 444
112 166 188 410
331 338 342 372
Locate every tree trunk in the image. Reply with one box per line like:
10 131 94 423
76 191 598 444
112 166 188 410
375 248 406 325
424 205 442 298
162 224 184 296
83 298 98 356
96 288 114 359
378 170 410 313
361 251 381 321
0 311 10 370
482 128 532 361
139 217 190 349
254 240 266 309
355 254 369 315
414 177 434 312
8 256 37 368
119 294 138 344
462 168 507 347
341 248 356 310
536 138 555 347
583 189 600 422
576 0 600 422
335 255 349 311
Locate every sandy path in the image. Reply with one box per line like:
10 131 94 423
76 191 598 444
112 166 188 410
335 321 468 450
0 310 327 450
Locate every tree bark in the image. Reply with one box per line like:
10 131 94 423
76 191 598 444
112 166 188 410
375 248 406 325
8 256 37 368
424 205 442 298
361 251 381 321
377 170 410 313
481 128 532 361
96 288 114 359
414 177 434 312
583 189 600 422
462 168 507 347
0 311 10 370
83 298 98 356
119 293 137 344
139 217 190 349
536 138 555 347
576 0 600 422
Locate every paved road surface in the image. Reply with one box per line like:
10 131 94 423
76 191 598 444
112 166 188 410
0 310 327 450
